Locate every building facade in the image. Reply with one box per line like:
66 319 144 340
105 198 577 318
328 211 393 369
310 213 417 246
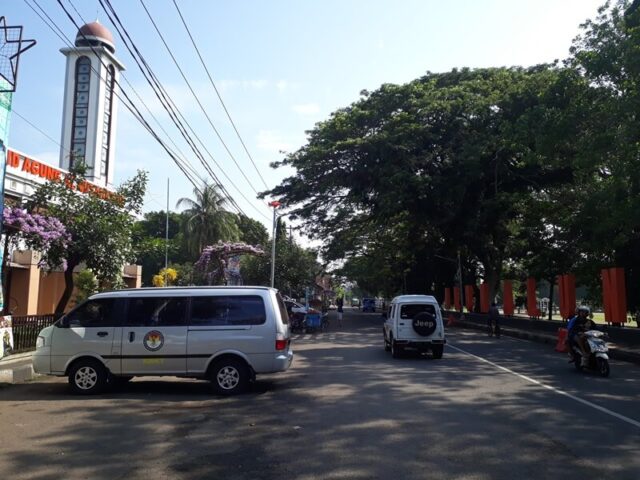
2 21 140 316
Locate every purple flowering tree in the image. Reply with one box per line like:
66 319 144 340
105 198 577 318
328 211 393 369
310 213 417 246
196 241 264 285
3 206 70 271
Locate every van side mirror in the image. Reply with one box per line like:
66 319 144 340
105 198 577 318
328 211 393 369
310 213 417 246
57 316 69 328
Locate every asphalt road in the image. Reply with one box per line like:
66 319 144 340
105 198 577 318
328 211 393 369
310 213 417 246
1 309 639 480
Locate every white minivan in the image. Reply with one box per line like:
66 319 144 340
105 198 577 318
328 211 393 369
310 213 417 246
33 286 293 395
383 295 446 358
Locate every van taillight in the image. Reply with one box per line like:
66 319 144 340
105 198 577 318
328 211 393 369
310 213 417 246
275 334 287 351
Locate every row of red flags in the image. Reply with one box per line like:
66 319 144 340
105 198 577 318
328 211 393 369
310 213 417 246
442 268 627 324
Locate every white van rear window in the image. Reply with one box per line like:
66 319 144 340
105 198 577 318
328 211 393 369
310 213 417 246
400 304 436 319
191 296 266 326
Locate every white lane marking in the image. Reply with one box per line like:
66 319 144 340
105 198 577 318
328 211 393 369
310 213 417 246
448 343 640 430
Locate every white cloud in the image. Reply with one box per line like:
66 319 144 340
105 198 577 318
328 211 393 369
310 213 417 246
242 79 268 90
256 130 293 154
276 80 290 93
292 103 320 115
218 79 239 91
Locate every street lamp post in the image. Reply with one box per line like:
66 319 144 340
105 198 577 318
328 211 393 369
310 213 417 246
268 201 281 288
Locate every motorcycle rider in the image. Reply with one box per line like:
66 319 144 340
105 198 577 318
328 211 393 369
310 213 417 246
567 305 595 366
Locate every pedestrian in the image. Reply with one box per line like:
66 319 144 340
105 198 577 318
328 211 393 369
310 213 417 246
488 302 500 338
336 296 344 327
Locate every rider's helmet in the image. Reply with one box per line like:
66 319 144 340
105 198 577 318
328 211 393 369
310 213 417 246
577 305 590 315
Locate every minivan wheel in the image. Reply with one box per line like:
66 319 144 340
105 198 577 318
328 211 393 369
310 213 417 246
210 358 250 395
432 344 444 359
69 359 108 395
391 338 403 359
384 329 391 352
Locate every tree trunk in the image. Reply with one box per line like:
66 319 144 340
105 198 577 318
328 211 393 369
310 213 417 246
1 234 11 315
548 277 555 322
55 262 77 318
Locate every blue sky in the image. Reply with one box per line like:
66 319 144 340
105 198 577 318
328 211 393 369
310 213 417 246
6 0 604 234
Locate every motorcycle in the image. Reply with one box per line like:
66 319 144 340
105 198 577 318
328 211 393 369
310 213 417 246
289 312 305 333
569 330 610 377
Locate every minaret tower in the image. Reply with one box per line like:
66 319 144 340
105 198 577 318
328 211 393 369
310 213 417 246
59 21 124 188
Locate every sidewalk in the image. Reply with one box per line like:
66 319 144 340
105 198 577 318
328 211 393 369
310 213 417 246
449 316 640 365
0 351 38 384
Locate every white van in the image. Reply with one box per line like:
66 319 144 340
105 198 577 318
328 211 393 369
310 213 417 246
382 295 445 358
33 286 293 395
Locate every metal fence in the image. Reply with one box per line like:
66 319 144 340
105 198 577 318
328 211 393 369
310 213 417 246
11 314 56 353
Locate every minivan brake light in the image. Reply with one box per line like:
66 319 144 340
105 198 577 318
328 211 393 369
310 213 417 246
275 333 287 351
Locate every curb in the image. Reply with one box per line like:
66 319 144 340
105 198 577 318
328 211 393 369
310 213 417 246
0 350 34 365
0 364 36 384
450 320 640 366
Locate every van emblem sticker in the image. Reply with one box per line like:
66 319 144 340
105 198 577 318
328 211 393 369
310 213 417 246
143 330 164 352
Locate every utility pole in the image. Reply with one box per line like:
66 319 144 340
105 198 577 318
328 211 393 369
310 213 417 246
268 201 281 288
164 177 169 286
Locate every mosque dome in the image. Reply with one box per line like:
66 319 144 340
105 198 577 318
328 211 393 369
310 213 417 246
75 21 115 53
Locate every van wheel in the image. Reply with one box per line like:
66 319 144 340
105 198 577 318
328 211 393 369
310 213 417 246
432 345 444 359
391 338 403 359
210 358 250 395
68 359 108 395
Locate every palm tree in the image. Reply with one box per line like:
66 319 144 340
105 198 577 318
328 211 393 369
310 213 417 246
176 182 239 256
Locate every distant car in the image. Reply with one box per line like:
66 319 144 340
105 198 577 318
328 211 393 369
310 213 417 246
362 298 376 313
328 304 337 310
383 294 445 359
351 298 360 307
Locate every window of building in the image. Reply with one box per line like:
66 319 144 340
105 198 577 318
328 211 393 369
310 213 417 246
101 65 115 179
71 56 91 169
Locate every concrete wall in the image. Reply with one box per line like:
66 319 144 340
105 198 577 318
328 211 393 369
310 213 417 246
37 272 67 314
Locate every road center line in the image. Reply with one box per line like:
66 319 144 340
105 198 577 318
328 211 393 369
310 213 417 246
448 343 640 430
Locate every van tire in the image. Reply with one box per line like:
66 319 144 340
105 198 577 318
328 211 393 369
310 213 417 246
210 357 250 395
432 345 444 359
391 338 403 359
68 358 108 395
384 329 391 351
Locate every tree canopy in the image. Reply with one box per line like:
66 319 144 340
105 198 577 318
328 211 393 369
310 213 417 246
262 0 640 309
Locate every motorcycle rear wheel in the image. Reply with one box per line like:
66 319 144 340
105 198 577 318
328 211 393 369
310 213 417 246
597 357 610 378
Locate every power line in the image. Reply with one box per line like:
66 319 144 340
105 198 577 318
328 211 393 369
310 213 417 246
96 0 251 218
62 0 205 187
137 0 267 198
171 0 270 191
11 107 68 154
26 0 205 197
59 0 206 194
98 0 271 220
25 0 203 190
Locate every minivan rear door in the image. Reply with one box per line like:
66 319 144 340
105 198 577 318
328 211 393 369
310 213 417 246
120 296 189 375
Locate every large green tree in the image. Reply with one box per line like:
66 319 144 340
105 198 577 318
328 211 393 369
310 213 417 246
265 66 593 300
26 168 147 315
